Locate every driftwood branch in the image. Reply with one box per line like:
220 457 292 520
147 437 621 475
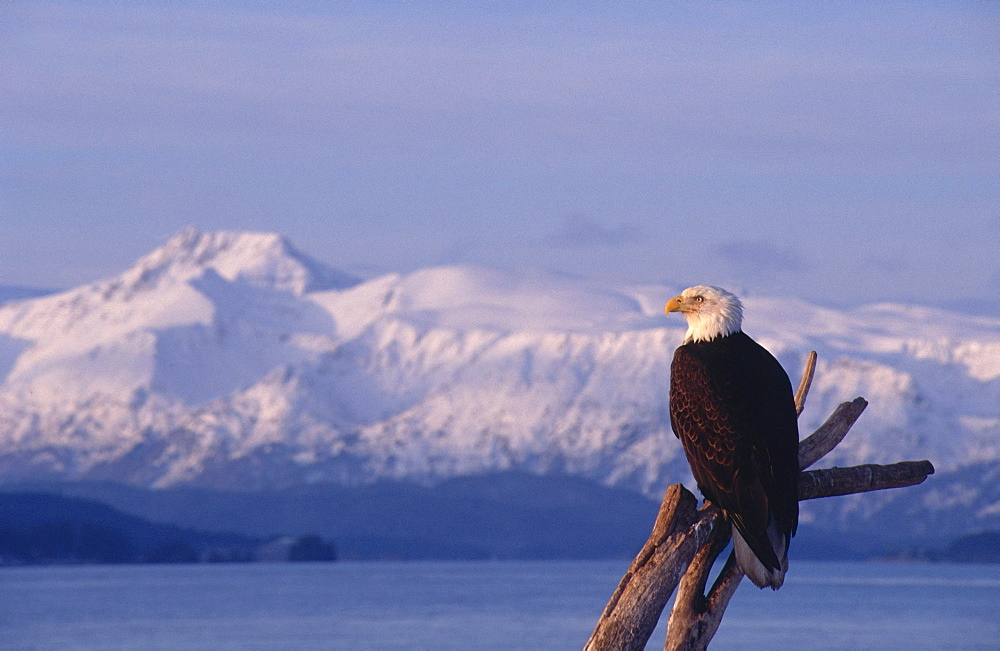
793 350 816 416
797 396 868 470
799 460 935 500
584 486 715 650
585 352 935 651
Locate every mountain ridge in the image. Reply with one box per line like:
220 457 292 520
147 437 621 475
1 229 997 542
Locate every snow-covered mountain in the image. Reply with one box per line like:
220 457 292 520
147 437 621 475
1 229 998 537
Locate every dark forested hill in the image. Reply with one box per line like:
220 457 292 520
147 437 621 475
8 474 663 560
0 492 261 564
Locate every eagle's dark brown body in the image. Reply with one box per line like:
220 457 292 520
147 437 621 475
669 331 799 581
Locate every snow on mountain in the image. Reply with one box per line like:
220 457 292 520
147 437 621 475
0 229 998 536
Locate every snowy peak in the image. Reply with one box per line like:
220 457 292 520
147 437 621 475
0 229 356 341
117 228 359 296
0 229 354 405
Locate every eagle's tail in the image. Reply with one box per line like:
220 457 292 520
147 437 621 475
732 519 789 590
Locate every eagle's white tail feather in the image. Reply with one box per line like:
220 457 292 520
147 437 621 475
732 521 788 590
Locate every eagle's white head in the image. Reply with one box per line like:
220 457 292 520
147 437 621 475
665 285 744 344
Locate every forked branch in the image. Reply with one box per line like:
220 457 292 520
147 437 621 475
584 352 935 651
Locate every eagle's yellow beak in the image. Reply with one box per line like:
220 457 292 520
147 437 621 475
665 296 684 314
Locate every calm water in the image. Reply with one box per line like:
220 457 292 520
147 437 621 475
1 560 998 649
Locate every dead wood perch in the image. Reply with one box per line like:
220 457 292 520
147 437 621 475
584 351 935 651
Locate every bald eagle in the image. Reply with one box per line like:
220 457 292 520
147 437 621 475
666 286 798 589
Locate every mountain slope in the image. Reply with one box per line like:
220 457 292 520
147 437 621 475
0 229 998 542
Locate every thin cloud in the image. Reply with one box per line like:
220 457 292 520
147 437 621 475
715 240 810 279
543 216 644 249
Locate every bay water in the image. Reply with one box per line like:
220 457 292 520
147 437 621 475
2 560 998 649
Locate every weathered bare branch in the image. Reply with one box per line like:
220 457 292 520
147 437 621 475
585 459 937 651
800 460 934 500
584 486 714 651
651 460 936 651
585 351 936 651
663 510 733 651
793 351 816 415
797 397 868 470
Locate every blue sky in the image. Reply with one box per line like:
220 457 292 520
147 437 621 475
2 1 998 313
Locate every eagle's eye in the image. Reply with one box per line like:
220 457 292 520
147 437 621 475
693 296 703 303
